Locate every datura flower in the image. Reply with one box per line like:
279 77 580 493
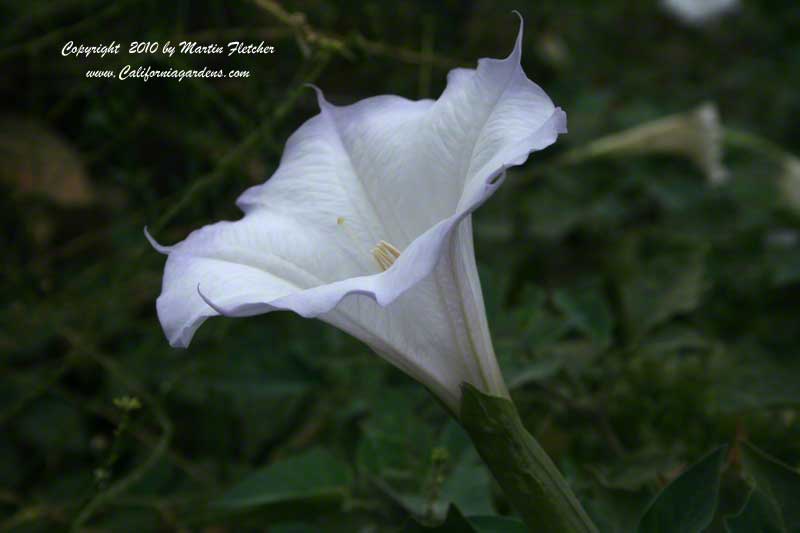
563 102 727 185
661 0 739 26
148 18 566 413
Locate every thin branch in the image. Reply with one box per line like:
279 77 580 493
250 0 464 69
0 359 71 427
0 1 131 63
52 383 214 486
65 332 174 532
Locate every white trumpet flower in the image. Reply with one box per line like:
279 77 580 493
661 0 740 26
148 17 566 413
564 103 727 185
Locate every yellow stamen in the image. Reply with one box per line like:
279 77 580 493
339 217 401 272
372 240 401 271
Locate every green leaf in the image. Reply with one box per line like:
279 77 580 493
725 489 784 533
365 420 493 522
617 239 707 340
738 441 800 531
355 389 438 515
439 453 494 516
635 446 726 533
404 505 527 533
356 390 436 480
588 449 682 491
585 485 653 533
553 284 614 347
467 515 527 533
213 448 351 509
640 326 709 358
714 353 800 411
506 356 563 389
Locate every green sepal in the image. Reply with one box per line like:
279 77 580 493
458 383 598 533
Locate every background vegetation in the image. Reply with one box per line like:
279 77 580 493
2 0 799 531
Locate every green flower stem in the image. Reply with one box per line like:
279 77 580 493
459 384 598 533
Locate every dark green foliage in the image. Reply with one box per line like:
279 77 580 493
214 448 351 509
1 0 799 531
406 505 527 532
724 442 800 533
635 446 726 533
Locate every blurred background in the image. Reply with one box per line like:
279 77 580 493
1 0 799 531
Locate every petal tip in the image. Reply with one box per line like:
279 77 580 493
144 226 174 255
305 83 333 111
511 9 524 28
155 295 193 348
169 336 189 349
510 10 524 59
554 107 568 134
